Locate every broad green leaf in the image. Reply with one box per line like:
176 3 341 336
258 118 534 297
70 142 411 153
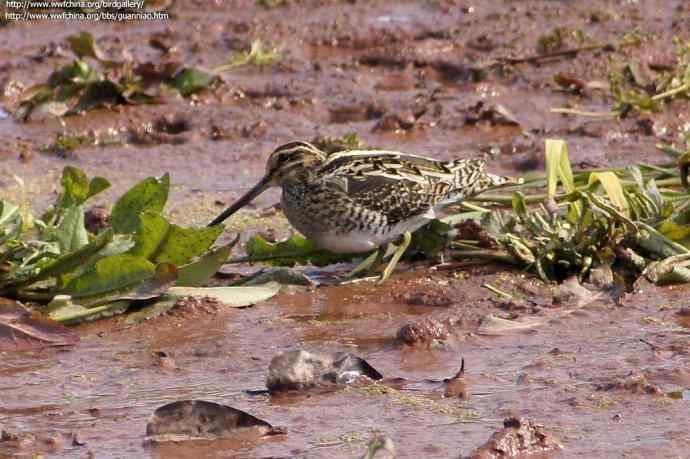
176 241 235 287
88 177 110 199
54 205 88 253
167 282 281 307
58 167 89 208
153 224 224 266
62 254 155 298
111 174 169 234
57 167 109 208
129 211 170 259
588 172 629 215
168 68 216 97
245 234 355 266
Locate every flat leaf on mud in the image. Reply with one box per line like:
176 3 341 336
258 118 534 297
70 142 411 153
111 174 170 234
146 400 283 442
47 295 130 325
245 234 355 267
167 282 280 307
234 267 313 286
0 298 79 351
62 254 156 298
176 239 236 287
153 224 224 266
168 68 216 97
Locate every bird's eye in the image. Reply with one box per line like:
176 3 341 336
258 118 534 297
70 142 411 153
277 154 290 164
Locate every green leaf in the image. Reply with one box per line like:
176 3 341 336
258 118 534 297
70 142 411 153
111 174 169 234
409 219 451 258
245 234 355 266
88 177 110 199
129 211 170 259
588 171 629 215
545 139 576 198
153 224 224 266
1 229 114 291
168 68 216 97
55 206 88 253
176 239 236 287
167 282 281 307
58 167 89 208
62 254 156 298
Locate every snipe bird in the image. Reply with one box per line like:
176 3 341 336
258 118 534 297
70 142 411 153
209 141 517 282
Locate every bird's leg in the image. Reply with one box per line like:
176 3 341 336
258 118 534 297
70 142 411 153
345 248 382 279
379 231 412 283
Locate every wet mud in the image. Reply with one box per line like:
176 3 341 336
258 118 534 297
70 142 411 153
2 1 690 458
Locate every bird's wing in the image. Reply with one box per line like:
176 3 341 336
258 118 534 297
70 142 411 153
316 151 468 225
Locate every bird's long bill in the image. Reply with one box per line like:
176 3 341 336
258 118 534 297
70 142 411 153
207 174 272 227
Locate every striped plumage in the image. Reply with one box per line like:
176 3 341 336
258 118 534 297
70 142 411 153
210 141 514 255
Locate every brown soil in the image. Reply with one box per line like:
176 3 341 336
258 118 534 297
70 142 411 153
2 1 690 458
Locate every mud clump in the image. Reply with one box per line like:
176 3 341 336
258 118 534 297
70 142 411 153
465 417 563 459
84 206 110 233
266 350 382 393
595 371 664 396
397 317 465 345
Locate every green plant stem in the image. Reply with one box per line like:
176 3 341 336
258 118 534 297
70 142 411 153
550 107 617 117
652 82 690 101
451 249 519 264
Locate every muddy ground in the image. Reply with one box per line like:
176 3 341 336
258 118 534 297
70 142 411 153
1 1 690 458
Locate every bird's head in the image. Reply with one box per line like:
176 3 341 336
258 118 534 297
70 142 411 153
208 142 326 227
264 141 327 186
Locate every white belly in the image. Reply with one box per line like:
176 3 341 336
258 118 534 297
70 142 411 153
310 209 436 254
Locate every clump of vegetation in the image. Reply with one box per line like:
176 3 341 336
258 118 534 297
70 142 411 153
214 40 283 72
537 28 565 54
0 167 280 324
455 140 690 286
17 32 217 122
609 38 690 116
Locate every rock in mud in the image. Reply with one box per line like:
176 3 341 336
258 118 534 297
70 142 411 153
465 417 563 458
146 400 284 442
266 350 382 392
84 206 110 233
397 317 452 345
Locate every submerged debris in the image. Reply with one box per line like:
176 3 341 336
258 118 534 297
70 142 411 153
146 400 284 442
466 417 563 458
266 350 383 392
